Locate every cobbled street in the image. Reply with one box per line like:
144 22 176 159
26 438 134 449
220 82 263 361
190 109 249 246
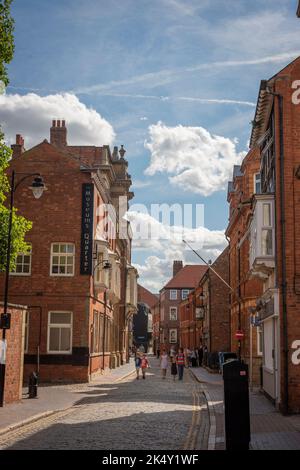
0 357 209 450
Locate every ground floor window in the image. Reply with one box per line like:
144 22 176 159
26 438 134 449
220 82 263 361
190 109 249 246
169 329 177 344
48 311 72 353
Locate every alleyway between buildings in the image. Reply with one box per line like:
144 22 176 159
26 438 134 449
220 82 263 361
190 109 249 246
0 357 209 450
1 357 300 450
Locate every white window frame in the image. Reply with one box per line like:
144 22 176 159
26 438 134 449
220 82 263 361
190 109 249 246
261 203 273 256
169 307 177 321
47 311 73 354
50 243 75 277
169 329 177 344
170 290 177 300
182 289 190 300
254 173 261 195
11 246 32 276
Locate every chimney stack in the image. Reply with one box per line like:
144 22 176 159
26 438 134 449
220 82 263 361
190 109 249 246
11 134 25 159
173 260 183 277
50 119 67 147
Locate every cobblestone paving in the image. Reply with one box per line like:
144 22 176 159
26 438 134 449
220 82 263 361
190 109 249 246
0 358 209 450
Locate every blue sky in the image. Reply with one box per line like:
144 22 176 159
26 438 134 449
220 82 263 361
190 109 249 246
2 0 300 291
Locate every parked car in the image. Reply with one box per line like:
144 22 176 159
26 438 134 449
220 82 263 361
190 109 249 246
218 352 238 374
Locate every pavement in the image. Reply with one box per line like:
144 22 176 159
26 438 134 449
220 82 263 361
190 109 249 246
190 366 300 450
0 359 136 434
0 357 209 450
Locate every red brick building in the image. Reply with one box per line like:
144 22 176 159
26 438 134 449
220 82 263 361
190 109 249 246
0 121 138 383
179 248 231 367
246 57 300 412
226 150 264 386
0 303 26 405
179 286 205 351
159 261 207 352
198 248 231 358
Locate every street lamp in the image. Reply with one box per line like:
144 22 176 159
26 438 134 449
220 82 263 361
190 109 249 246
0 170 46 407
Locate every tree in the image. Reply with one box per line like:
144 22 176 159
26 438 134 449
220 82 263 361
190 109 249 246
0 0 32 272
0 0 15 86
0 132 32 272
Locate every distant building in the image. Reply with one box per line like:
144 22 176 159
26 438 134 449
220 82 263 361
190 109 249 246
297 1 300 17
159 262 207 352
134 285 158 352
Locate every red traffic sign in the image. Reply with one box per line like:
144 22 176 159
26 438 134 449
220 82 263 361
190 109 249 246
235 330 244 340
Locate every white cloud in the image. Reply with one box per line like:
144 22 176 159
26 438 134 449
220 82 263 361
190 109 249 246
128 210 227 292
0 92 115 148
73 51 300 95
132 180 152 189
144 122 245 196
140 116 148 121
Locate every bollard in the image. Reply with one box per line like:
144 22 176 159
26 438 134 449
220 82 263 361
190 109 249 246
223 360 250 450
28 371 38 398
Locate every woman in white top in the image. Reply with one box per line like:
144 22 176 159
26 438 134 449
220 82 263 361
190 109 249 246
160 349 169 379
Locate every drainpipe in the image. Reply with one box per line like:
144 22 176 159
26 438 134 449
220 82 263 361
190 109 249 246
102 289 107 371
237 236 242 360
226 236 232 350
277 94 289 414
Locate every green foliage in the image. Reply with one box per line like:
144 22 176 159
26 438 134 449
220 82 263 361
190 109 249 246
0 131 32 272
0 0 15 86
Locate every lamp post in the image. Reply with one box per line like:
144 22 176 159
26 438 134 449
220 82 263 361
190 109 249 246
92 258 111 372
0 171 46 407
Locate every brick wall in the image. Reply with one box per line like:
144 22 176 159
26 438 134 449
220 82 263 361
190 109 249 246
1 303 26 404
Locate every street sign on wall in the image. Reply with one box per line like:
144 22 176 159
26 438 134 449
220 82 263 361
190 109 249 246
235 330 244 340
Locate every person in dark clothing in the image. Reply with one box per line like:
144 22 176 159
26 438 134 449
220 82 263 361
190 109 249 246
198 345 203 367
157 347 160 359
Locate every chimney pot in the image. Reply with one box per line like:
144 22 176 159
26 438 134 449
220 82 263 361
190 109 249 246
11 134 25 158
173 260 183 277
50 119 67 147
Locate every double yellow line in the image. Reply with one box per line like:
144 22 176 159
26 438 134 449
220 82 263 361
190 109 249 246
183 386 203 450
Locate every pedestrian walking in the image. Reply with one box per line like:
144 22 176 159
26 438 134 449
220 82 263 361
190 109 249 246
160 349 169 379
135 353 141 379
141 353 150 379
176 348 185 381
170 346 176 359
191 349 197 367
198 345 203 367
156 347 160 359
171 356 177 381
186 348 192 368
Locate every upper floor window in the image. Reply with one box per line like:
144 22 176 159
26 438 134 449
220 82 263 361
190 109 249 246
51 243 75 276
262 203 273 256
169 329 177 344
47 311 72 353
170 290 177 300
169 307 177 321
182 289 190 300
254 173 261 195
11 246 32 276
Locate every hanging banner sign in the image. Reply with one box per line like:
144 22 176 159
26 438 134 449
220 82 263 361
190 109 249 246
80 183 94 275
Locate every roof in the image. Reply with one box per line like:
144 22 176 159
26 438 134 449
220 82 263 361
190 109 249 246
138 284 159 309
250 56 300 148
163 265 207 290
